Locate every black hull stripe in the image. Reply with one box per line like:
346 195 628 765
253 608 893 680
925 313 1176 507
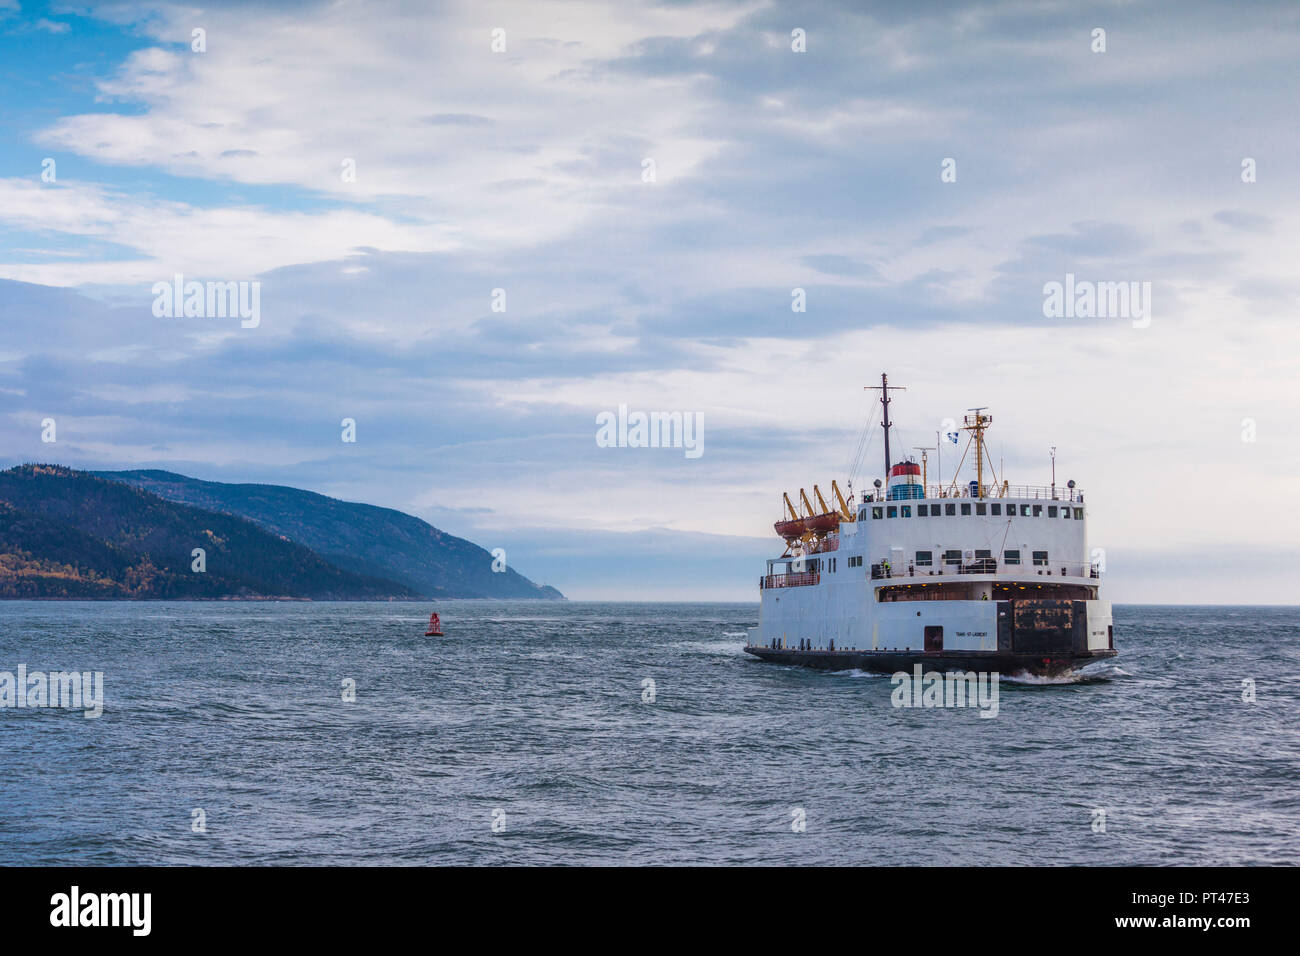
744 647 1117 677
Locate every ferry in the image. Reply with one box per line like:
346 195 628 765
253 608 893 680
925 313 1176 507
745 374 1116 677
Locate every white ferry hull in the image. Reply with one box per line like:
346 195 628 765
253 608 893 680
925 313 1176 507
746 642 1117 678
748 569 1115 677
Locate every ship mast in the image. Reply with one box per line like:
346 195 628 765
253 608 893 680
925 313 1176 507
963 406 992 497
866 373 906 484
914 445 935 491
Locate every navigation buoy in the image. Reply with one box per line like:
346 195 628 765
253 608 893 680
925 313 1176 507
425 612 443 637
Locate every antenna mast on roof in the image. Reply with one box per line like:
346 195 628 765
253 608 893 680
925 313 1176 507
914 445 935 492
962 406 992 497
866 373 906 482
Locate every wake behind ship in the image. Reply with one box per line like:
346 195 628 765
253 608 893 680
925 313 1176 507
746 374 1117 677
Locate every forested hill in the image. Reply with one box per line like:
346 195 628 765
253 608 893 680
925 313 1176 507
0 465 417 599
97 469 564 600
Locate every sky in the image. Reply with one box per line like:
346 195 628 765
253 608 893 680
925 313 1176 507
0 0 1297 602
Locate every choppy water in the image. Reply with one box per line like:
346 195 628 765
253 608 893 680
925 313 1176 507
1 602 1296 865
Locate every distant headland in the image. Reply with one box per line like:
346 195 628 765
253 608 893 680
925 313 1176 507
0 464 563 601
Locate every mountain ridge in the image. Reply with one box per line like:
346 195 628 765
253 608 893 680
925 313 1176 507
0 464 418 599
95 468 563 600
0 464 562 600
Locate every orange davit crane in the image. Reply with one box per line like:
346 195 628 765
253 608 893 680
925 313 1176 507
831 480 855 521
805 486 840 535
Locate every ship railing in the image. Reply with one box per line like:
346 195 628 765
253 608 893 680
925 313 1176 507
870 561 1100 580
761 571 820 589
803 536 839 554
864 483 1084 502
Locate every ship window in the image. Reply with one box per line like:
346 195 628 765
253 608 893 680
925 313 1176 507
960 503 971 515
1005 549 1021 565
1074 508 1084 519
1032 504 1043 517
916 550 933 567
1048 506 1058 518
976 503 987 515
887 506 897 518
975 549 992 559
1032 550 1049 566
991 503 1001 516
1062 509 1070 520
943 549 962 566
945 503 956 516
872 507 883 519
901 505 912 517
1021 505 1031 517
918 504 928 516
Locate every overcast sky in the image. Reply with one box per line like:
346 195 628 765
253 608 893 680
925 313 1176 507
1 0 1297 601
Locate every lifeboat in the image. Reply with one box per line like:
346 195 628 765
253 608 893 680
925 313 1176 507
424 612 444 637
806 512 841 534
774 517 807 540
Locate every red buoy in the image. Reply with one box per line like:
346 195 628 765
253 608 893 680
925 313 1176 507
425 612 443 637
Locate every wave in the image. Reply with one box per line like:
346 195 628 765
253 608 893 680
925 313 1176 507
839 668 890 679
674 640 746 655
1002 661 1127 685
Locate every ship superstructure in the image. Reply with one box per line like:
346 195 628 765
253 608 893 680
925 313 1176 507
746 374 1116 677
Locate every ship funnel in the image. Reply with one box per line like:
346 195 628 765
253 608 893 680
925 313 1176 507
887 460 923 500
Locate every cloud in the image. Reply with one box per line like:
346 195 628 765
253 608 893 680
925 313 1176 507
0 179 454 285
2 0 1300 600
30 0 751 263
800 254 879 279
1213 209 1275 234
